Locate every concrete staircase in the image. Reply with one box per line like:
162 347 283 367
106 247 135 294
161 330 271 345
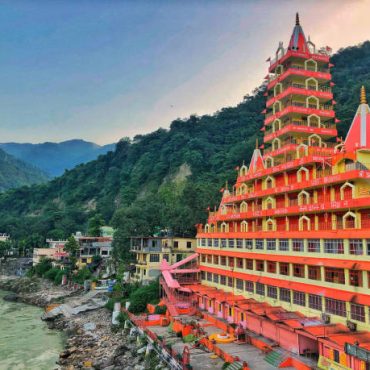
264 349 289 367
226 362 243 370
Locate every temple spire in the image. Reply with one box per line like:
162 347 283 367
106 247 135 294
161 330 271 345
344 86 370 150
288 13 308 52
361 85 367 104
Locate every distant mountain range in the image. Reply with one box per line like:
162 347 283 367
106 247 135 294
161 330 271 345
0 148 49 191
0 140 116 177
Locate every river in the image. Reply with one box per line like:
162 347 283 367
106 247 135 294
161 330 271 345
0 290 64 370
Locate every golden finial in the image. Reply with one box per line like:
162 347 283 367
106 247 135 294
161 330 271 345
361 85 367 104
225 180 229 190
256 138 259 149
296 12 300 26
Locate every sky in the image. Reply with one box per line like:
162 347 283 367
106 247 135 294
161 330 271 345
0 0 370 145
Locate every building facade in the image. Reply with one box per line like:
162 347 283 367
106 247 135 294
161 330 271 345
186 14 370 369
131 236 196 283
75 234 113 267
32 239 68 265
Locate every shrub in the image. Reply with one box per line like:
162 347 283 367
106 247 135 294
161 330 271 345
154 305 167 315
34 258 52 276
44 267 60 281
72 267 92 284
127 279 159 314
54 269 65 285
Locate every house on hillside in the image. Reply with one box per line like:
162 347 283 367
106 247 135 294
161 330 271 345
130 235 196 283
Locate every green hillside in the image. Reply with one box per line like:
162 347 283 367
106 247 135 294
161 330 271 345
0 41 370 255
0 148 49 192
0 140 115 177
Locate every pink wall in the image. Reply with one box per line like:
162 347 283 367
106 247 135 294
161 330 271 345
261 320 279 342
278 327 299 354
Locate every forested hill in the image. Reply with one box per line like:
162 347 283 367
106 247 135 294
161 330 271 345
0 148 48 191
0 41 370 255
0 140 115 177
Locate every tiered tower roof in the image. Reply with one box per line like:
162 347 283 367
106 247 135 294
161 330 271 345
345 86 370 151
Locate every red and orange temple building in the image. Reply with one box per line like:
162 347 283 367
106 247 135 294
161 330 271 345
160 14 370 369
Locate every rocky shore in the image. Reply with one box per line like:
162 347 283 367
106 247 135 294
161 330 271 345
0 276 160 370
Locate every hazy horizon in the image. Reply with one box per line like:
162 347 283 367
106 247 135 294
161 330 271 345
1 0 370 145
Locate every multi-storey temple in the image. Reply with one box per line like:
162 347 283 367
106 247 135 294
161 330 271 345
159 14 370 369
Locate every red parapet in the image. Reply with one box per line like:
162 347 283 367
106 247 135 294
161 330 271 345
209 196 370 222
224 169 369 204
264 105 335 125
266 86 333 108
268 49 330 73
264 124 337 142
267 68 331 90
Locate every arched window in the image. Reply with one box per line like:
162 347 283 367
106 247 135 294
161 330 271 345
297 167 309 182
340 182 354 200
273 119 281 132
305 77 318 91
205 224 210 233
304 59 317 72
239 165 248 177
308 134 322 147
296 144 308 159
299 215 311 231
240 201 248 213
298 190 310 205
266 218 275 231
307 114 320 128
265 197 274 210
221 205 227 215
272 138 281 151
265 176 274 189
221 222 229 233
239 184 248 195
306 96 319 109
241 221 248 233
343 212 357 229
264 156 274 168
274 83 283 96
273 101 282 114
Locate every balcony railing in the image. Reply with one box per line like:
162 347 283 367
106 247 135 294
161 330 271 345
265 120 336 135
268 65 331 82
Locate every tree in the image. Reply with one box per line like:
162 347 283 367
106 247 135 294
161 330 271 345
87 213 105 237
64 236 79 268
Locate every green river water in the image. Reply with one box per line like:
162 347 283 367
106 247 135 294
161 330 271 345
0 290 64 370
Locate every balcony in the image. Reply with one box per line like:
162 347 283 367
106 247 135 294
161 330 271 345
265 103 335 125
269 48 330 70
208 195 370 224
264 123 337 143
266 85 333 108
267 67 331 90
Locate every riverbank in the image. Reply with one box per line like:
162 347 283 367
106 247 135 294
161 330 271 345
0 276 159 370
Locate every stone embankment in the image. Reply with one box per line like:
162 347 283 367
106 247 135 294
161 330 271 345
0 275 77 306
0 276 165 370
